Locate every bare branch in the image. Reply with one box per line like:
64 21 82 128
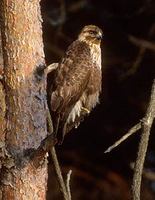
132 79 155 200
45 63 58 74
66 170 72 200
128 35 155 52
50 147 69 200
104 79 155 200
104 122 141 153
31 106 71 199
120 24 155 80
47 108 71 200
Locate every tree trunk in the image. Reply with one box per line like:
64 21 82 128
0 0 48 199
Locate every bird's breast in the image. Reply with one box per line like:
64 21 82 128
90 43 102 68
66 42 102 125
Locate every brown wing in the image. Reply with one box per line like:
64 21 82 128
66 64 102 134
49 40 93 143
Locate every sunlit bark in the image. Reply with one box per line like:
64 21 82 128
0 0 48 199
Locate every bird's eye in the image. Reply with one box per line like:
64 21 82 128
89 30 96 35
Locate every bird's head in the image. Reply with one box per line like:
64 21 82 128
78 25 103 45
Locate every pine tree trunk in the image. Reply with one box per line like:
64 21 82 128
0 0 48 199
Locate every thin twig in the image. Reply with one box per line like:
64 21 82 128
120 48 145 80
128 35 155 52
50 147 69 200
45 63 58 74
121 24 155 79
66 170 72 200
132 79 155 200
104 122 141 153
30 102 71 199
104 79 155 200
47 109 70 200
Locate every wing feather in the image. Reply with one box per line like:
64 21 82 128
51 40 92 114
49 40 95 142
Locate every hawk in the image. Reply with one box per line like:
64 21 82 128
48 25 103 144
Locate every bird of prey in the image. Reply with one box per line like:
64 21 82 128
48 25 103 144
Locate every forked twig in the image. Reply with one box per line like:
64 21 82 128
104 79 155 200
104 122 141 153
132 79 155 200
121 24 155 79
129 35 155 52
47 109 72 200
50 147 69 200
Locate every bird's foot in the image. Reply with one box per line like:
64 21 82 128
81 107 90 114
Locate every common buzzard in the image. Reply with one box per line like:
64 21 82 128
48 25 103 144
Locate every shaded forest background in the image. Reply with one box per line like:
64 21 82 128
41 0 155 199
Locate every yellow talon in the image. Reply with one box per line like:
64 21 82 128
81 107 90 114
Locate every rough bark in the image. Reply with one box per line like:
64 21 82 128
0 0 48 199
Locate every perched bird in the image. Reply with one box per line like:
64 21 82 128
48 25 103 144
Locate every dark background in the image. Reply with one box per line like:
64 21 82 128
41 0 155 199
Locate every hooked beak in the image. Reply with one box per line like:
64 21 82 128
96 33 102 40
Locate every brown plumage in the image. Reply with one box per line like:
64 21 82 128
49 25 103 144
